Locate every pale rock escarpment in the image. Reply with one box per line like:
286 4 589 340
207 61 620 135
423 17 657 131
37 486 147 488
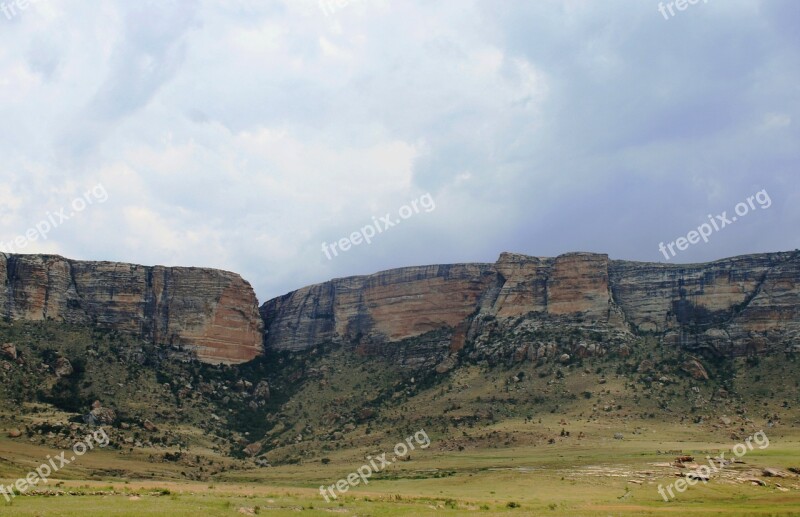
0 254 263 364
261 251 800 365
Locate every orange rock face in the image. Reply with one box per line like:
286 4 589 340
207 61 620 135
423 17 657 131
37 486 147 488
262 251 800 360
0 254 263 364
262 263 496 353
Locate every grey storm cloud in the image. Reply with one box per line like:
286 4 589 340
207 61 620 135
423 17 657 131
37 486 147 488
0 0 797 303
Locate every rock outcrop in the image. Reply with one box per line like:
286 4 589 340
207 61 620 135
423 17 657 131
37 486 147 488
261 251 800 365
0 254 263 364
5 250 798 368
261 263 495 367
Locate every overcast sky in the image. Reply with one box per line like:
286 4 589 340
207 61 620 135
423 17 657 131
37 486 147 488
0 0 798 302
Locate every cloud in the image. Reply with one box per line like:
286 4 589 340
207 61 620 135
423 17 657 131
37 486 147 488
0 0 797 302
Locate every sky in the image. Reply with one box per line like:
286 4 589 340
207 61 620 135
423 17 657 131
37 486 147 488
0 0 798 303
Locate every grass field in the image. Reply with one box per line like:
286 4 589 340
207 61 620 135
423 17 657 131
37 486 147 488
2 321 800 515
3 416 800 516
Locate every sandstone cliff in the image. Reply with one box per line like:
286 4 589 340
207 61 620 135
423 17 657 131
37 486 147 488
0 254 263 364
261 251 800 366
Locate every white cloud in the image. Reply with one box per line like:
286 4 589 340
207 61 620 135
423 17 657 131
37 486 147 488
0 0 798 301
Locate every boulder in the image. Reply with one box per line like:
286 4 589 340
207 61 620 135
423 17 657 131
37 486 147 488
682 358 709 380
243 442 263 457
53 357 74 378
435 354 458 374
357 408 376 421
254 381 270 400
512 345 529 363
0 343 17 361
762 467 786 478
7 429 22 438
637 359 654 373
84 406 116 426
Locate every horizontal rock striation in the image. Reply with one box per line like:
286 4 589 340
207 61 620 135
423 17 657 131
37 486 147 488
261 264 496 367
0 254 263 364
261 251 800 365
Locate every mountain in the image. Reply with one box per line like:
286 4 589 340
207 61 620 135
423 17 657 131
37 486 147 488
3 250 799 368
262 251 800 371
0 253 263 364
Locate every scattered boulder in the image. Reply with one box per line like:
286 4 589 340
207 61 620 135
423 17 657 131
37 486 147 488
435 354 458 374
682 358 709 381
7 428 22 438
613 433 624 440
559 354 571 365
537 343 557 360
512 345 529 363
0 343 17 361
762 467 786 478
143 419 158 432
357 408 376 421
637 359 654 373
586 343 604 357
254 381 270 400
84 406 116 426
243 442 263 457
53 357 74 378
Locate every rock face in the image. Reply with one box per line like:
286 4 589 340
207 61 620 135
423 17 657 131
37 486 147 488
262 263 496 367
6 250 798 368
0 254 263 364
261 251 800 365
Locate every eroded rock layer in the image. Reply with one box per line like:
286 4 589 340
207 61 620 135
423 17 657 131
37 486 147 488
0 254 263 364
261 251 800 365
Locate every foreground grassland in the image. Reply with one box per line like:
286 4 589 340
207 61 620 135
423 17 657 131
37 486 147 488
2 421 800 516
2 321 800 515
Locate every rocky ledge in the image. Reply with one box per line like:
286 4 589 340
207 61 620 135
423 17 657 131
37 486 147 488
261 251 800 367
0 254 263 364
